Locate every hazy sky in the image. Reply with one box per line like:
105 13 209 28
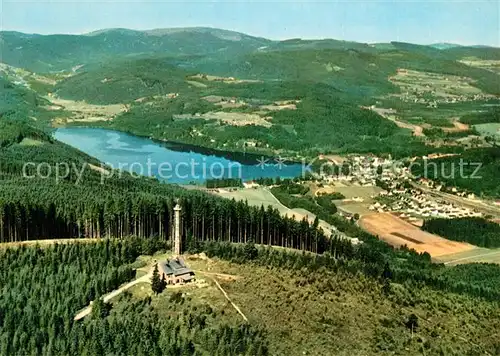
1 0 499 46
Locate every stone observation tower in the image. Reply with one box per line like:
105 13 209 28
173 201 182 256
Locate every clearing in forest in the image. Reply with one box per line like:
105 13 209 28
174 111 273 128
359 212 475 257
215 187 337 236
138 253 500 355
388 69 491 101
47 96 127 125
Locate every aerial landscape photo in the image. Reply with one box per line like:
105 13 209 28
1 0 500 355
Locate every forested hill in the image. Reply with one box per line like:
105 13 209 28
0 28 271 72
2 28 499 75
55 59 195 104
2 28 499 158
0 74 47 120
411 147 500 198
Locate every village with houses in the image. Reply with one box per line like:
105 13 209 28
205 150 496 226
315 153 496 223
202 150 500 259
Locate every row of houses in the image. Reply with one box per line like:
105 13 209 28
419 178 476 200
371 188 483 219
319 155 405 187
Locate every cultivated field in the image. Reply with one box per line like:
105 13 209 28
48 96 127 125
474 123 500 141
174 111 273 128
389 69 489 100
359 212 476 257
442 120 470 133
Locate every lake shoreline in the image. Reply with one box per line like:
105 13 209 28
58 123 303 165
53 127 305 184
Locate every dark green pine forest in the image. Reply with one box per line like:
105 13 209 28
423 217 500 248
0 239 269 356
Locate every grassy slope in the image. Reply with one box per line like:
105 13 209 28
194 46 500 97
1 89 499 354
0 75 44 117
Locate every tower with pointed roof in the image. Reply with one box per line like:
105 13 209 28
173 201 182 256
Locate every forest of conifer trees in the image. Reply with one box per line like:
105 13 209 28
0 239 269 355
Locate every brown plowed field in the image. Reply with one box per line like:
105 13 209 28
359 213 476 257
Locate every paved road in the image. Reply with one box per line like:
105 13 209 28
74 270 152 321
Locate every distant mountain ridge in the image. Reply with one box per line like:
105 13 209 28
85 26 271 42
430 43 463 50
1 27 498 73
0 27 271 72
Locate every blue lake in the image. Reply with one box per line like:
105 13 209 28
54 128 305 184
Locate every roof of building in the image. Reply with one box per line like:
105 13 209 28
159 258 195 277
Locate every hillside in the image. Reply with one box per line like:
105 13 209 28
2 28 499 158
2 239 500 355
0 73 44 119
193 46 500 97
0 28 271 73
54 62 432 157
410 148 500 198
2 25 500 356
1 115 500 354
54 58 194 104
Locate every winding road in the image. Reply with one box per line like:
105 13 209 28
74 270 153 321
